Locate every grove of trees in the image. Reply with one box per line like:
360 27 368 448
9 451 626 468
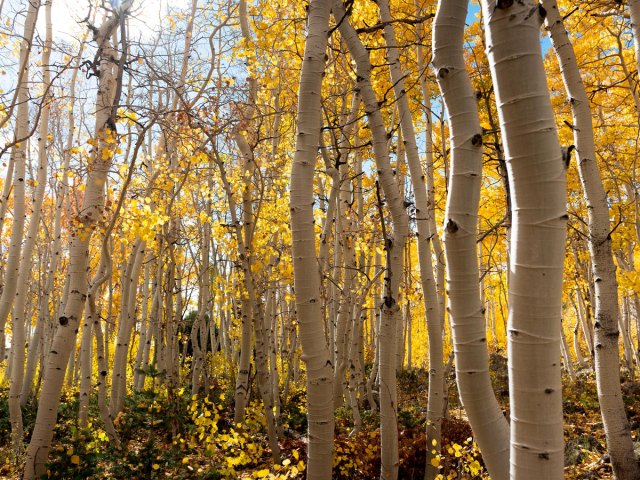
0 0 639 478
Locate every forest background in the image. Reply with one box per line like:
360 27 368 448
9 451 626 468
0 0 639 479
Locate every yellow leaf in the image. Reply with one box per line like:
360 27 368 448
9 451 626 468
70 455 80 465
152 463 160 470
430 457 440 467
255 469 269 478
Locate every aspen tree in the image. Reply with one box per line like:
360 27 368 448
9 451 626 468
332 160 356 407
0 0 41 357
5 0 41 456
110 240 145 416
235 134 282 461
544 1 640 476
228 5 281 458
414 0 446 324
231 3 254 424
134 257 153 391
328 97 360 408
24 36 89 404
629 1 640 97
190 209 211 396
78 257 104 429
480 1 566 478
23 3 133 477
333 3 409 477
433 1 510 478
375 1 444 475
18 0 52 414
79 116 152 426
289 0 334 477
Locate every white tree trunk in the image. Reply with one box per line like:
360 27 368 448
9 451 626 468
5 0 41 455
334 4 409 478
23 4 132 477
433 1 510 478
375 3 445 476
481 1 566 478
544 1 640 476
13 0 51 413
289 0 334 477
110 240 145 416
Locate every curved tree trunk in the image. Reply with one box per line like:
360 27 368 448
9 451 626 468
544 1 640 476
481 1 567 478
288 0 334 478
334 4 409 478
375 3 444 476
5 0 41 456
23 4 132 477
433 1 510 478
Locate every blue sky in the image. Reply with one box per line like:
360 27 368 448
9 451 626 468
466 1 552 53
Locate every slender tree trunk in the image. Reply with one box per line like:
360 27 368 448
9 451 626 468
133 259 151 390
433 2 510 478
5 0 41 456
78 303 94 428
570 295 588 368
79 252 112 429
334 5 409 478
544 1 640 476
110 240 145 416
289 1 334 477
376 2 444 475
560 320 575 382
23 5 132 477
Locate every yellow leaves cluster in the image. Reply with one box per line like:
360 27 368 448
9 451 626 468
120 197 169 243
245 452 305 479
117 107 138 126
434 437 486 479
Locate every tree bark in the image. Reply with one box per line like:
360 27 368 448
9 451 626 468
433 1 510 478
376 1 444 475
23 4 132 477
481 1 567 478
544 1 640 476
5 0 41 456
289 0 334 477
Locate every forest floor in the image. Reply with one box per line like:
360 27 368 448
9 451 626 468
1 355 639 479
